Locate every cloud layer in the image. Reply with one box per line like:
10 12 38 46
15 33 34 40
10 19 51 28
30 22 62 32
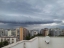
0 0 64 29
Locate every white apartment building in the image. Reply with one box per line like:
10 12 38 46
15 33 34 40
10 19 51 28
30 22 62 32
0 29 16 37
61 29 64 35
5 29 12 36
11 29 16 37
0 36 17 44
53 28 62 36
5 29 16 37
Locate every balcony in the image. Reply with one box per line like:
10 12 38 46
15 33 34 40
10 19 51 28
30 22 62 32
2 37 64 48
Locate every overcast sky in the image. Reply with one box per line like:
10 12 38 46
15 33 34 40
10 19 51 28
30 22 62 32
0 0 64 29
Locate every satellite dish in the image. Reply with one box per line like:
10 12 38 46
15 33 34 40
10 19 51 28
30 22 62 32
45 36 50 44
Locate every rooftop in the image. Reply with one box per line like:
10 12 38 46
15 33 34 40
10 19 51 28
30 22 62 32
2 37 64 48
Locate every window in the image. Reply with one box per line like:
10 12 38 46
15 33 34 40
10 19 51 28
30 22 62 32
4 38 6 41
7 39 9 41
12 39 14 43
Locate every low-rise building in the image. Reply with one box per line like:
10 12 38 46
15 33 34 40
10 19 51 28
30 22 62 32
0 36 17 44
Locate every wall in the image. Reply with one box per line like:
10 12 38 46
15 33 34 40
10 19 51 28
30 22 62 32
2 37 64 48
39 37 64 48
10 37 39 48
12 41 24 48
2 41 24 48
25 37 39 48
2 37 38 48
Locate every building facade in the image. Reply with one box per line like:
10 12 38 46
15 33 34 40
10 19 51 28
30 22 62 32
61 29 64 35
0 28 5 37
5 29 16 37
0 36 17 44
30 30 39 37
44 28 49 36
16 27 29 41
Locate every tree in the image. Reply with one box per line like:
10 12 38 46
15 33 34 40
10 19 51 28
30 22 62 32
26 33 31 40
26 36 30 40
0 42 4 48
3 41 9 46
0 41 9 48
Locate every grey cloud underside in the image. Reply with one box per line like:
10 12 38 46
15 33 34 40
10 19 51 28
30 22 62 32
0 0 64 29
0 0 40 14
0 20 54 25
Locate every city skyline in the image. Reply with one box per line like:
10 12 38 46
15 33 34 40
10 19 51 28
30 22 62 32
0 0 64 29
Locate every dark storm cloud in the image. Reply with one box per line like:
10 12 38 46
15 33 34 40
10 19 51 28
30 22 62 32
0 0 64 29
0 0 40 14
0 20 54 25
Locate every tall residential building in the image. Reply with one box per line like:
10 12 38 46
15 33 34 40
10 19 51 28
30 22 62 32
8 30 12 36
40 28 49 36
53 28 62 36
5 29 16 37
40 29 45 36
30 30 39 37
49 29 54 36
11 29 16 37
44 28 49 36
61 29 64 35
16 27 29 41
0 28 5 37
49 28 62 36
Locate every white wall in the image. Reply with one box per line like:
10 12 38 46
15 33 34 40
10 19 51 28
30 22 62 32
25 37 39 48
2 41 24 48
2 37 64 48
2 37 38 48
39 37 64 48
10 38 16 44
12 42 24 48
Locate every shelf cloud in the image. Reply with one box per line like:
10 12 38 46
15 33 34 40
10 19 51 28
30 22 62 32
0 0 64 29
